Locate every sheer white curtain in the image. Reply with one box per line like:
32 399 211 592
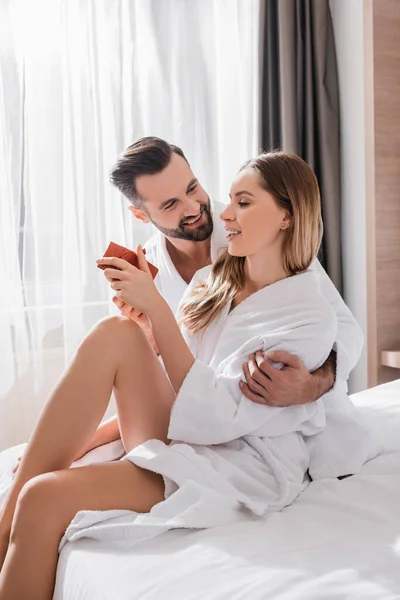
0 0 260 450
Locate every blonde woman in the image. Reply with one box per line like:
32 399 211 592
0 152 349 598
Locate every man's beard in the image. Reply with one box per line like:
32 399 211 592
150 199 214 242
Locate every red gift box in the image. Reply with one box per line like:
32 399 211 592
97 242 158 279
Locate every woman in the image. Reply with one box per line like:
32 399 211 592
0 152 337 598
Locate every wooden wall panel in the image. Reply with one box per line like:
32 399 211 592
373 0 400 383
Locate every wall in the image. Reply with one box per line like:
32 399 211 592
373 0 400 383
329 0 371 392
330 0 400 389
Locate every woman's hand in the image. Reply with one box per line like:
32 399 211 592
97 244 163 315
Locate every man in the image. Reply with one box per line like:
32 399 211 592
109 136 363 408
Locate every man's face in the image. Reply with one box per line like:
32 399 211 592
133 153 213 241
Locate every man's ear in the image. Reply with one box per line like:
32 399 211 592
128 205 150 224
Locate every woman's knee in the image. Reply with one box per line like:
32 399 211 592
81 316 146 357
94 315 141 338
95 316 146 343
10 475 61 541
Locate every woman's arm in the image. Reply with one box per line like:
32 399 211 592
97 249 194 389
241 262 358 407
147 298 195 393
148 277 339 446
148 309 332 446
147 298 306 446
165 353 325 446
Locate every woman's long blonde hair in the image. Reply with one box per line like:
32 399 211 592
179 151 323 335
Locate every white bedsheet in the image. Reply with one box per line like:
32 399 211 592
1 381 400 599
57 379 400 600
55 455 400 600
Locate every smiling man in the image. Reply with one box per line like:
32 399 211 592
109 136 363 408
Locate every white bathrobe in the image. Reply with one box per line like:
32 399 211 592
145 200 364 392
145 201 377 477
59 269 340 549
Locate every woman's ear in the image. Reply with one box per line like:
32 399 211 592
128 205 150 224
280 212 292 230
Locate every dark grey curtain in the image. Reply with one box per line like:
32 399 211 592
261 0 342 292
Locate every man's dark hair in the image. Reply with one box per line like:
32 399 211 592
110 137 188 208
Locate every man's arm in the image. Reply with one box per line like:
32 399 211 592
75 415 121 459
240 350 336 407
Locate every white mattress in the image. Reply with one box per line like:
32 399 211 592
3 381 400 599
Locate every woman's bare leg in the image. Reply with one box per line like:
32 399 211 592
0 316 175 569
0 461 165 600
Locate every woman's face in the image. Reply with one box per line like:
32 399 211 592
220 169 289 257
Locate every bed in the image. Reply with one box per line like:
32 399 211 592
1 380 400 599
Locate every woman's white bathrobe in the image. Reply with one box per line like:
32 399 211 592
59 268 340 549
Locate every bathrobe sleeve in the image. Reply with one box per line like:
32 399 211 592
168 307 337 446
168 360 324 445
311 260 364 385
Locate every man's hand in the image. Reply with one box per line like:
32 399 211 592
112 296 160 355
73 415 122 461
12 456 22 475
113 296 142 321
239 350 336 407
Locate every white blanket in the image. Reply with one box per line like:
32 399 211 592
58 268 378 550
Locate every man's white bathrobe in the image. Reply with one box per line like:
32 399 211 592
59 268 355 549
